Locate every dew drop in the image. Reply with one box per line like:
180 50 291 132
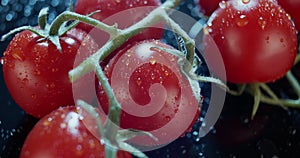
143 0 148 5
22 78 29 85
219 1 227 9
165 116 171 122
31 94 37 100
0 57 4 65
258 17 267 30
236 15 249 27
149 58 156 65
280 38 284 43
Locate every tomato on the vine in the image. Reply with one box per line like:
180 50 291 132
96 40 200 145
20 106 132 158
277 0 300 31
2 28 98 118
203 0 298 83
75 0 163 46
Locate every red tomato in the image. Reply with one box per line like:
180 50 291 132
75 0 163 46
96 40 200 146
3 28 98 118
20 106 132 158
278 0 300 31
198 0 222 16
203 0 298 83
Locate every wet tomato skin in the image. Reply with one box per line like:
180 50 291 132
20 106 132 158
277 0 300 31
75 0 163 45
3 28 98 118
204 0 298 83
96 40 200 145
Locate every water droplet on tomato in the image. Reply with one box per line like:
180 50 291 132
219 1 227 9
258 17 267 30
165 116 171 122
34 69 41 75
22 78 29 85
115 0 121 3
149 58 156 65
31 94 37 100
280 38 284 43
0 57 4 65
242 0 250 4
236 15 249 27
143 0 148 4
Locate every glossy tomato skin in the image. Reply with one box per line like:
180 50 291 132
75 0 163 46
198 0 222 16
278 0 300 31
204 0 298 83
3 28 98 118
20 106 132 158
96 40 200 145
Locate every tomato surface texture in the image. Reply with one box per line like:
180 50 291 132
75 0 163 46
3 28 98 118
96 40 200 146
203 0 298 83
278 0 300 31
20 106 132 158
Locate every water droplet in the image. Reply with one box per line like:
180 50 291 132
143 1 148 4
115 0 121 3
280 38 284 43
60 123 67 129
165 116 171 121
236 15 249 27
219 1 227 9
149 58 156 65
31 94 37 100
136 78 142 86
0 57 4 65
46 83 56 89
242 0 250 4
34 69 41 75
258 17 267 30
22 78 29 85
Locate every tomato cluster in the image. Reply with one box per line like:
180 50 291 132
1 0 201 157
1 0 300 157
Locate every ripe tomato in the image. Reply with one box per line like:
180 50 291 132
20 106 132 158
3 28 98 118
75 0 163 46
96 40 200 146
198 0 222 16
203 0 298 83
277 0 300 31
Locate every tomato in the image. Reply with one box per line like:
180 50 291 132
75 0 163 46
96 40 200 146
203 0 298 83
277 0 300 31
20 106 132 158
2 28 98 118
198 0 222 16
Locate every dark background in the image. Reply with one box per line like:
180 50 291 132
1 0 300 157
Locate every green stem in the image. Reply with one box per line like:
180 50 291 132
105 146 117 158
49 11 119 36
286 71 300 97
251 84 261 119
